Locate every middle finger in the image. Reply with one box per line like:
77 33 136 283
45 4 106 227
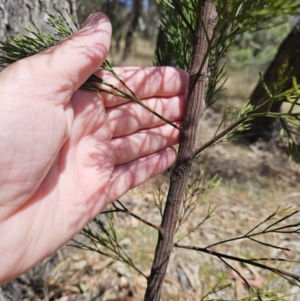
107 94 185 137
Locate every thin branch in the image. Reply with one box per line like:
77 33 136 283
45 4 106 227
101 209 119 214
176 204 215 242
219 257 255 296
193 115 249 158
200 282 231 301
248 237 290 251
175 243 300 282
205 209 299 249
249 257 300 264
244 209 278 236
192 95 300 158
114 200 161 231
102 201 160 231
263 210 299 232
74 219 148 279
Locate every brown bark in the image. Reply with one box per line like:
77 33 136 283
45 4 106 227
0 0 77 39
144 1 217 300
244 20 300 142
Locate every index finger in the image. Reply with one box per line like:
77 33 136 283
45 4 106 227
96 66 189 108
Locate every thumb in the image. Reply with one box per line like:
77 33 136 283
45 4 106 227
32 13 112 93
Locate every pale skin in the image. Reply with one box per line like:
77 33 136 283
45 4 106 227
0 13 188 283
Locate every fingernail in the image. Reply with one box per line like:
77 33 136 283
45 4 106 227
83 13 99 28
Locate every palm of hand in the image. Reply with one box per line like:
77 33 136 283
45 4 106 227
0 13 187 283
0 61 186 283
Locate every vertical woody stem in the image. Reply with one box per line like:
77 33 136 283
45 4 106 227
144 1 217 300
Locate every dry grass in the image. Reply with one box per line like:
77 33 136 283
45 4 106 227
2 38 300 301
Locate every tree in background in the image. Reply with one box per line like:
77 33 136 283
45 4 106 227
77 0 146 61
122 0 142 61
243 20 300 142
142 0 160 40
77 0 130 55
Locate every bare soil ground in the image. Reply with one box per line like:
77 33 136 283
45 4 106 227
1 40 300 301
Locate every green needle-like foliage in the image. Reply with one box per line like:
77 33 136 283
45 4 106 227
0 11 78 66
155 0 300 162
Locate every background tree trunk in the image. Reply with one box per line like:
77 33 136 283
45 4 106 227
0 0 77 39
122 0 142 61
243 20 300 142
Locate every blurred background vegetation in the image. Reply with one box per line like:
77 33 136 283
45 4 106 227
76 0 296 70
227 16 295 69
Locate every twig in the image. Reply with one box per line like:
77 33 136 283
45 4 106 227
110 200 161 231
175 243 300 282
219 257 256 296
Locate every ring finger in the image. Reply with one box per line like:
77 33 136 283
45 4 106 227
107 94 185 137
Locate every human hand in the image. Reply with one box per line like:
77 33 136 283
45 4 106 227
0 13 188 283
